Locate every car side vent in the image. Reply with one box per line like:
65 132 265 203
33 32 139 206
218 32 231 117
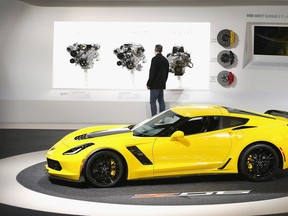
74 134 87 140
127 146 153 165
218 158 231 170
232 126 256 131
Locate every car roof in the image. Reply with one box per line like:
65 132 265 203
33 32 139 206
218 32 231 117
171 104 228 117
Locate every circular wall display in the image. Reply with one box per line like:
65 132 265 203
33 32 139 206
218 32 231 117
217 70 234 87
217 29 235 48
217 50 236 68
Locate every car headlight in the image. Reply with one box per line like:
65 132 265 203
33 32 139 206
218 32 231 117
63 143 94 155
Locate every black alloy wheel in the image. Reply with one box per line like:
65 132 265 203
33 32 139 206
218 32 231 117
239 143 279 182
85 150 125 187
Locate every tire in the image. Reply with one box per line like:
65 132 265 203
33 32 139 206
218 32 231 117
84 150 125 187
239 143 279 182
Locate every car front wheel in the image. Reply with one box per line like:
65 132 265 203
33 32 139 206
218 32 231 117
239 143 279 182
84 150 125 187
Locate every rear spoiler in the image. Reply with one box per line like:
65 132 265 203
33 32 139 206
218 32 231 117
265 110 288 119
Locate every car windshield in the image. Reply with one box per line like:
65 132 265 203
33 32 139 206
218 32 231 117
132 110 184 137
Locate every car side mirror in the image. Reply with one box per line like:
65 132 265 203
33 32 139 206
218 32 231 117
170 131 185 141
170 131 190 146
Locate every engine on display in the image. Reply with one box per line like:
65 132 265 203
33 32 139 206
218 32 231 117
67 43 100 69
167 46 193 76
114 43 146 71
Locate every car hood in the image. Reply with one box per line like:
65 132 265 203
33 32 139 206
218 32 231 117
77 126 131 140
60 124 132 148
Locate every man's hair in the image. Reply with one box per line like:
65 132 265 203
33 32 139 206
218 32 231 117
155 44 163 53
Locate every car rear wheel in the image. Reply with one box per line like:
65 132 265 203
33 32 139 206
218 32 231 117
239 143 279 182
84 150 125 187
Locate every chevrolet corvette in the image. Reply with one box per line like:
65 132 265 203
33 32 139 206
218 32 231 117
45 104 288 187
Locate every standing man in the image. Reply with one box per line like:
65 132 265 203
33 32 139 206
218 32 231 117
147 44 170 116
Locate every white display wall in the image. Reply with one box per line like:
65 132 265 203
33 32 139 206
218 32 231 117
0 0 288 127
53 22 210 90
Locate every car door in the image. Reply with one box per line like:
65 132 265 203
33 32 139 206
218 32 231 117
153 116 232 175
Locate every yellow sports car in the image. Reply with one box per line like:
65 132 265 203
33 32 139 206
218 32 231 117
45 104 288 187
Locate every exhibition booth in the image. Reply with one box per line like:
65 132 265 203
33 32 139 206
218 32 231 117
0 0 288 215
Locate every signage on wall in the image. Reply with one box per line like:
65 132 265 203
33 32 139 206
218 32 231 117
246 13 288 19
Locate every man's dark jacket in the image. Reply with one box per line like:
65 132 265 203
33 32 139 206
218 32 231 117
146 53 169 89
